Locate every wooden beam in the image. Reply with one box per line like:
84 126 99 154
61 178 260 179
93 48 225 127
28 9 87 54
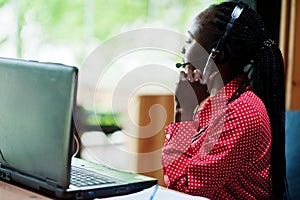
279 0 290 75
290 0 300 109
136 94 174 186
285 0 300 109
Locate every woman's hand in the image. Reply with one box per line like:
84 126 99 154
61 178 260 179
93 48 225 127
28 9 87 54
175 66 208 122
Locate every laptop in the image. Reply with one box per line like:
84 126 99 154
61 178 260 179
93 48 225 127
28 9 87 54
0 57 157 199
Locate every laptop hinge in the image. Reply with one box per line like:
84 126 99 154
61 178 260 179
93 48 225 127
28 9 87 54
46 178 58 188
0 166 11 181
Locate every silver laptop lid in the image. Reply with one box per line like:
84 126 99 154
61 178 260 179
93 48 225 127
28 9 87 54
0 57 77 188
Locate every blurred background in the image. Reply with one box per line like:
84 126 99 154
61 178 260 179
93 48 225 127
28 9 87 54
0 0 228 115
0 0 229 66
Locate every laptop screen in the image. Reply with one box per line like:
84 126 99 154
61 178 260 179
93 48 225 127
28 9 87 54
0 57 77 188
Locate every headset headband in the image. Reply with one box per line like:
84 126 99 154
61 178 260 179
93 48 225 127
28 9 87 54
211 4 244 58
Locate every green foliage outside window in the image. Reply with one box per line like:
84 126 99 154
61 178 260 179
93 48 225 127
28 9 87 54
0 0 225 64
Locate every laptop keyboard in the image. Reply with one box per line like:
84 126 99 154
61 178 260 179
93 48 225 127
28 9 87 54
70 166 116 187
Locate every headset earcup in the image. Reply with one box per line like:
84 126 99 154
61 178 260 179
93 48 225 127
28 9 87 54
208 42 231 64
218 44 231 64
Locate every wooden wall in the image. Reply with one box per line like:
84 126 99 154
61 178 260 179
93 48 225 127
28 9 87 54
280 0 300 109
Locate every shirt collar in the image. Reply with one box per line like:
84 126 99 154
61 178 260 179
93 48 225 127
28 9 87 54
203 74 247 115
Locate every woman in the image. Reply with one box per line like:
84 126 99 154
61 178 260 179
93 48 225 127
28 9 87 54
162 1 287 199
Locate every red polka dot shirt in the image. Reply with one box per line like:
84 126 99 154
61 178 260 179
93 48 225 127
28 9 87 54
162 76 271 199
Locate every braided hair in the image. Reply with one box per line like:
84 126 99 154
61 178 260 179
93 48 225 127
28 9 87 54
203 1 287 199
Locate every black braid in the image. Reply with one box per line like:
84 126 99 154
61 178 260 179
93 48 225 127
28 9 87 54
210 2 288 199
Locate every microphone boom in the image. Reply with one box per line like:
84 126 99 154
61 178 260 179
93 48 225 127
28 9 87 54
175 62 190 68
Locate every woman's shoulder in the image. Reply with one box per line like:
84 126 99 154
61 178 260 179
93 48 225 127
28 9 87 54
227 90 268 117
